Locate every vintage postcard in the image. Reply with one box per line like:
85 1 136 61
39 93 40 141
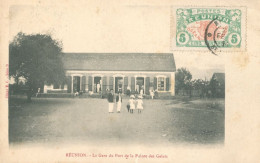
0 0 259 162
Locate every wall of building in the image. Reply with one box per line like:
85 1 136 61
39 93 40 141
44 71 175 96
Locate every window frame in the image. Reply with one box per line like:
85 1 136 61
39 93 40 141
157 76 166 92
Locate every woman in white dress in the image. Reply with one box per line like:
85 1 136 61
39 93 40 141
97 82 100 93
116 93 122 113
150 89 154 99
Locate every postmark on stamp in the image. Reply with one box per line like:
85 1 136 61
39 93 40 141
172 7 246 53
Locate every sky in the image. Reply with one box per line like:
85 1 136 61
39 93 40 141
9 5 225 80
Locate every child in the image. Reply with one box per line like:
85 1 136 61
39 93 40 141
136 95 144 114
126 101 130 112
129 95 136 114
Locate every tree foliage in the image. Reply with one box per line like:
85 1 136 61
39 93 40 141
9 32 65 101
175 67 224 98
175 67 192 94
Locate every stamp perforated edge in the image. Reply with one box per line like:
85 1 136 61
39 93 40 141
170 6 247 53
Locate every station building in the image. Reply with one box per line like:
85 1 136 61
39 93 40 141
44 53 176 96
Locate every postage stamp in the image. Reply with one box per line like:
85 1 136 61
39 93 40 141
171 7 246 53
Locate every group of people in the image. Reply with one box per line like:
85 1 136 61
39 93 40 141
127 95 143 114
107 90 144 114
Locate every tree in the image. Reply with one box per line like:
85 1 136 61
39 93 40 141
209 77 224 98
9 32 65 102
192 79 209 98
175 68 192 95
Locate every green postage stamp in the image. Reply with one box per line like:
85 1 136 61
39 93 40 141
172 7 246 53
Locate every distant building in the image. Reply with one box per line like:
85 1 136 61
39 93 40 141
44 53 176 96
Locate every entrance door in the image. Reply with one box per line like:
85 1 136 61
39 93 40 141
115 77 123 93
136 77 144 94
94 77 102 93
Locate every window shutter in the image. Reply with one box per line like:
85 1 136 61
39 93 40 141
67 76 72 93
88 76 92 91
131 77 135 93
124 77 128 94
145 77 150 95
102 76 107 93
154 77 157 90
82 76 86 91
166 77 170 91
109 77 114 90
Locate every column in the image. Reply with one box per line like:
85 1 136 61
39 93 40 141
71 75 74 93
44 85 47 93
164 76 166 91
85 75 88 91
144 77 145 95
122 77 124 93
170 72 175 96
113 76 115 92
135 76 136 92
92 75 94 92
80 76 82 91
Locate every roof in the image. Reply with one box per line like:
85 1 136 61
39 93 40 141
61 53 176 72
212 73 225 85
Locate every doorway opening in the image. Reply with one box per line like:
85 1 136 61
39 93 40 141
94 76 102 93
115 77 123 93
136 77 144 94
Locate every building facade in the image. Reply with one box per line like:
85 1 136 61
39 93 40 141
44 53 176 96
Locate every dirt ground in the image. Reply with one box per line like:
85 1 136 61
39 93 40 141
9 96 224 146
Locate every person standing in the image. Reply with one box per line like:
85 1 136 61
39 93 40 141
97 82 100 93
140 85 144 96
129 95 136 114
150 89 154 99
116 93 122 113
136 95 144 114
107 89 114 113
126 101 130 112
126 86 131 96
